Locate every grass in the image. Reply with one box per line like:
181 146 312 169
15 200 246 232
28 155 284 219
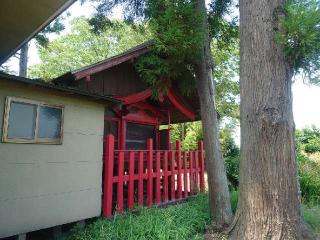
66 194 211 240
304 205 320 235
65 193 319 240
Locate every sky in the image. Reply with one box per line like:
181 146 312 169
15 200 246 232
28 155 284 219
2 0 320 130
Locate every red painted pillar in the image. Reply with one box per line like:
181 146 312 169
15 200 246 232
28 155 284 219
128 151 135 209
120 119 126 150
176 140 182 199
117 151 124 213
183 152 188 198
103 134 114 217
194 150 199 191
163 151 169 202
189 152 194 196
198 141 205 192
147 139 153 207
170 150 175 201
155 151 161 204
138 151 144 206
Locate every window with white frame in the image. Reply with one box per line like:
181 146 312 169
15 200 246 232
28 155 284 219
2 97 64 144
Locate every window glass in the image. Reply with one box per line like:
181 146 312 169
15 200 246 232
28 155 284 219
126 123 156 150
38 106 62 139
7 101 37 139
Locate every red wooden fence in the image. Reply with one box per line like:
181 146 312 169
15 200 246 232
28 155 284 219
103 134 205 217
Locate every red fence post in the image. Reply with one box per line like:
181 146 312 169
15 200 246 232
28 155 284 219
183 152 188 198
194 150 199 191
147 139 153 207
155 151 161 204
138 151 144 206
170 150 175 201
189 152 193 196
163 151 169 202
117 151 124 213
198 141 205 193
103 134 114 217
176 140 182 199
128 151 135 209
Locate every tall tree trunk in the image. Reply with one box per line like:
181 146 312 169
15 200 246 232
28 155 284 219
194 0 233 228
19 43 29 77
230 0 315 238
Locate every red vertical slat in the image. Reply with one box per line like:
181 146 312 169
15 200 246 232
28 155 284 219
176 141 182 199
103 134 114 217
198 141 205 192
189 151 194 196
183 151 188 198
194 150 199 191
170 150 175 201
155 151 161 204
138 151 144 206
147 139 153 207
128 151 135 209
163 151 169 202
117 151 125 213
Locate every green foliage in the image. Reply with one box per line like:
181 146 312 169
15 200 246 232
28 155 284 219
35 17 66 47
296 126 320 154
135 0 203 95
86 0 146 23
277 0 320 84
66 194 210 240
213 39 240 120
225 155 240 190
170 121 240 190
230 190 238 213
208 0 239 51
29 17 151 80
298 152 320 205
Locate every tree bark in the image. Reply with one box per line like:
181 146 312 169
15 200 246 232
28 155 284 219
230 0 315 238
19 43 29 77
194 0 233 228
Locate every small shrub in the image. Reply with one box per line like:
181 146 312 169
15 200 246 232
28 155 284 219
298 153 320 205
225 155 240 190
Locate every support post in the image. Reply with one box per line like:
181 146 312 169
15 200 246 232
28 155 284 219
198 141 205 193
183 152 188 198
194 150 199 191
117 151 125 213
128 151 135 209
170 150 175 201
163 151 169 202
189 152 194 196
147 138 153 207
138 151 144 206
155 151 161 204
176 140 182 199
103 134 114 217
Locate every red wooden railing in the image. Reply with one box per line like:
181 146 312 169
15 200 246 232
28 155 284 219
102 134 205 217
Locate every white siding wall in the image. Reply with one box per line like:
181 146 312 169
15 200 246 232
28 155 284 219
0 79 105 238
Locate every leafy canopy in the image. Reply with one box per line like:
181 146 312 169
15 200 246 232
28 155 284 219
29 17 151 79
277 0 320 84
135 0 203 96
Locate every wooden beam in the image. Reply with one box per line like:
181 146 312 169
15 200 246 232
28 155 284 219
167 88 195 120
114 89 152 105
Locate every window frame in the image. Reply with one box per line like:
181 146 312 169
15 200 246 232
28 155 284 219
2 97 64 144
